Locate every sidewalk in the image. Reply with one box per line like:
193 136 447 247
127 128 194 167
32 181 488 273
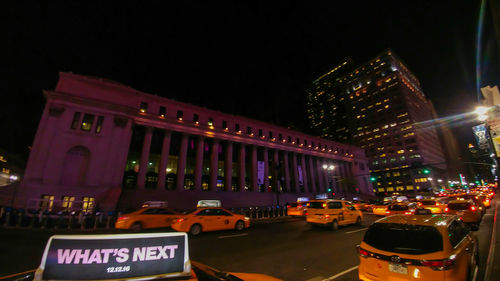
485 199 499 281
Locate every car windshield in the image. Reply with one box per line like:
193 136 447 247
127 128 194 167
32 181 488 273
308 202 326 209
448 203 471 210
388 204 408 211
363 223 443 255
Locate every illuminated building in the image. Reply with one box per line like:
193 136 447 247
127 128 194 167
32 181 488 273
14 72 372 212
306 49 446 195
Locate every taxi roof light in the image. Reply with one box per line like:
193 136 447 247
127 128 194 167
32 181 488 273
197 200 221 208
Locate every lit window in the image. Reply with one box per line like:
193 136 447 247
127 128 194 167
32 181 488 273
222 120 228 130
71 112 81 129
40 195 54 211
80 114 95 131
62 196 75 209
208 118 214 128
193 114 199 125
95 116 104 133
82 197 95 212
177 110 183 121
235 123 241 133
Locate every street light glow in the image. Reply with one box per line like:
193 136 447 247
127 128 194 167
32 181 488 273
478 114 488 121
322 164 328 169
474 106 489 115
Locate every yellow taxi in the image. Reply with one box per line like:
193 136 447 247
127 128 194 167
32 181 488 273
444 200 482 230
287 202 307 216
417 199 444 214
358 214 479 281
384 202 416 216
372 202 390 216
171 201 250 235
115 207 179 231
306 199 363 230
477 194 491 208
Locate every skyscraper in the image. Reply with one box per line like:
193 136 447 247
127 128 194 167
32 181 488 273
306 49 446 195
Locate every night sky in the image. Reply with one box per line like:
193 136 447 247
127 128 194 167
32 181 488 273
2 1 499 162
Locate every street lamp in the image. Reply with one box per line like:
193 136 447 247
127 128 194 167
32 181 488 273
322 164 335 195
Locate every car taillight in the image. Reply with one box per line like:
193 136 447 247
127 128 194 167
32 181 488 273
324 214 330 218
286 205 291 208
444 207 449 212
385 210 391 214
117 216 127 221
176 218 185 223
305 212 308 216
485 199 490 203
421 257 456 270
404 210 414 215
470 206 476 212
417 202 422 207
357 246 370 258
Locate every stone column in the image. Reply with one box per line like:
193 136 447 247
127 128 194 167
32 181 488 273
273 150 280 191
308 156 317 193
194 136 205 191
251 146 259 192
315 158 325 193
176 134 189 191
292 153 300 193
137 127 153 189
224 142 233 191
209 139 219 191
283 151 291 192
263 148 269 191
157 130 172 189
239 144 246 191
300 154 309 193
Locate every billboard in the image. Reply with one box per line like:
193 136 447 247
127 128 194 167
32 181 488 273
34 233 191 281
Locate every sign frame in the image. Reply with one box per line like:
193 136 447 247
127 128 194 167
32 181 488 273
34 232 191 281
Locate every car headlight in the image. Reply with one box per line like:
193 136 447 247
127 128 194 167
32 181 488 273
244 217 250 220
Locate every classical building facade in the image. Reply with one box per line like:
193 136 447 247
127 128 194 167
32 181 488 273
306 49 447 195
15 72 372 212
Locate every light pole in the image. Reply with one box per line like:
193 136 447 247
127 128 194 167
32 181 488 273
322 164 335 197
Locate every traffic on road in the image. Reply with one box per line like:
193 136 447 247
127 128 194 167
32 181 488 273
0 187 498 281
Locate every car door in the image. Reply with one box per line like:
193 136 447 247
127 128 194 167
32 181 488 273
195 209 217 231
447 220 474 280
214 209 234 230
156 208 176 227
140 208 159 228
343 202 356 223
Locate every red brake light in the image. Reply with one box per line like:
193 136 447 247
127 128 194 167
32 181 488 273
421 258 455 270
298 204 302 208
385 210 391 214
117 216 127 221
287 205 291 208
444 207 449 212
404 211 413 215
176 218 185 223
305 212 308 216
470 206 476 212
357 247 370 257
324 214 330 218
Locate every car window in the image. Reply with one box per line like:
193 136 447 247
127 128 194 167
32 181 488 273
328 202 342 209
388 204 409 211
363 223 443 255
142 208 158 214
448 203 471 210
157 209 175 215
215 209 232 216
196 209 217 216
420 200 436 206
308 202 326 209
448 220 468 247
344 202 356 210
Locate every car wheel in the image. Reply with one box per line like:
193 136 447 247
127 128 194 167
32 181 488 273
190 224 202 236
131 222 142 232
235 220 245 231
355 216 362 226
330 220 339 231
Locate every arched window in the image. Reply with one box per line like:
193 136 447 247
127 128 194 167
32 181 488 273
61 146 90 186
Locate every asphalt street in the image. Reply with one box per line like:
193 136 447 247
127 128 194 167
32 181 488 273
0 199 497 281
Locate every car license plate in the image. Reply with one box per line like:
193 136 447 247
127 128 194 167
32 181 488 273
388 263 408 275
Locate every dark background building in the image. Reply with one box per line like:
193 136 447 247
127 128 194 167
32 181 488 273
306 49 448 195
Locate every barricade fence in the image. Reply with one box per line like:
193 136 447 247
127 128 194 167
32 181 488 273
0 205 291 230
